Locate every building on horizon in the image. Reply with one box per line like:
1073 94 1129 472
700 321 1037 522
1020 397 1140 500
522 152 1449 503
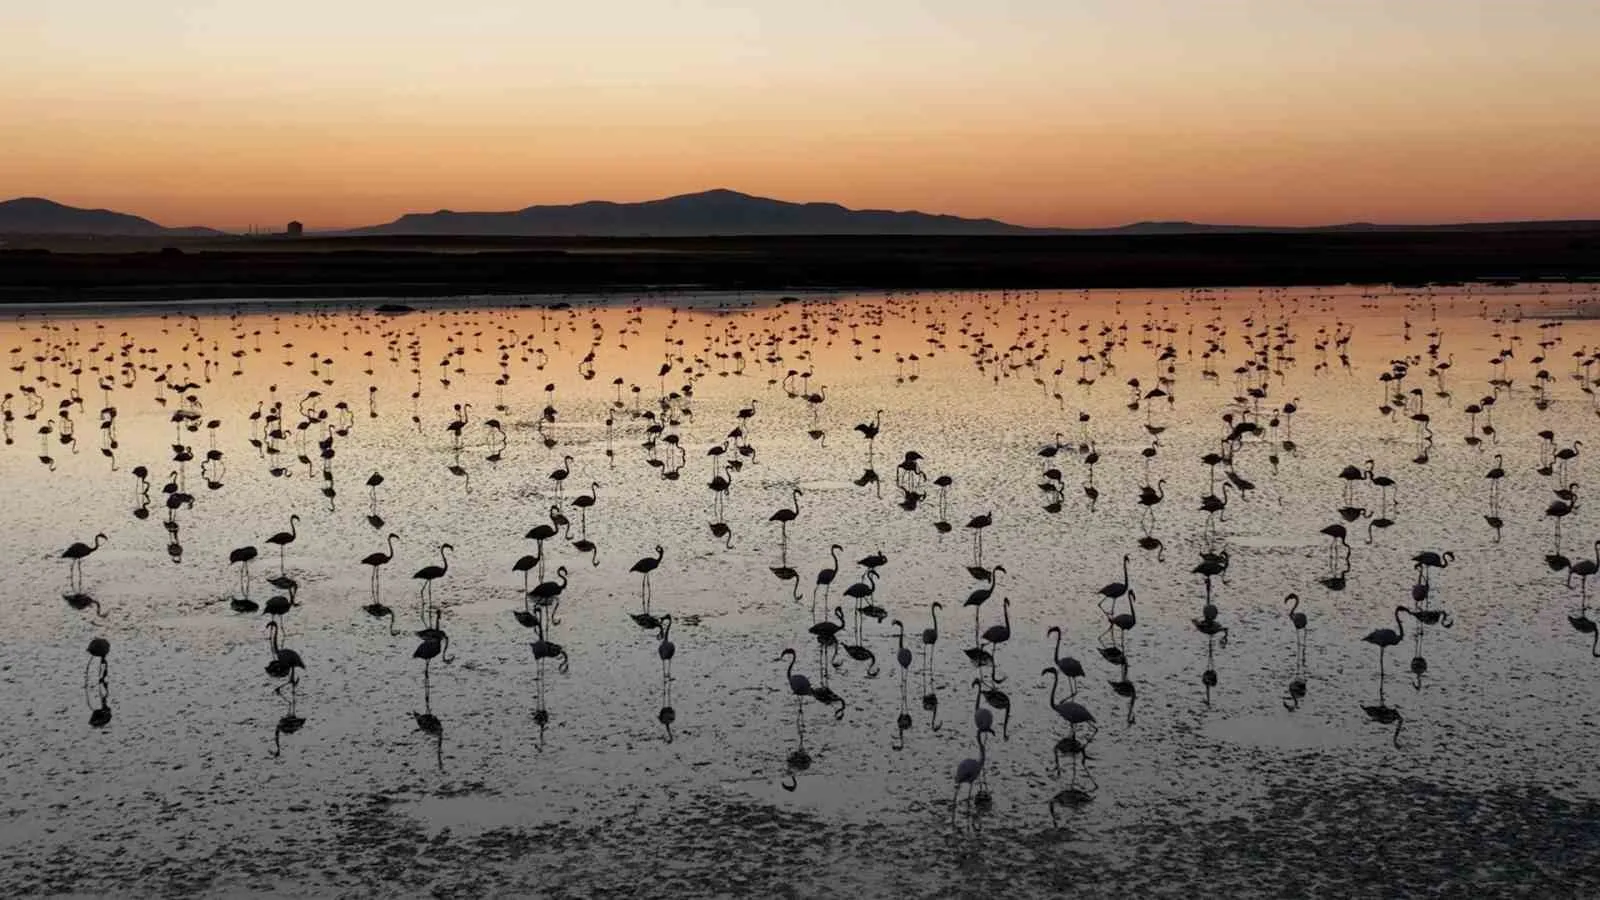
286 220 304 237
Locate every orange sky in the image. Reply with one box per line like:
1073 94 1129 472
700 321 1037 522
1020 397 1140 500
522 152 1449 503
3 1 1597 231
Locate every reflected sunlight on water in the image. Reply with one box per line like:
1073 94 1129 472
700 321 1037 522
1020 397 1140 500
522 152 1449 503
4 283 1600 895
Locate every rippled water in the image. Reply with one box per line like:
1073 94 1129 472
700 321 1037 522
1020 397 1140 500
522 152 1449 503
6 284 1600 897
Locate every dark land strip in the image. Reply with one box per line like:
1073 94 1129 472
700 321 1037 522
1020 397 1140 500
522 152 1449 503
2 229 1597 303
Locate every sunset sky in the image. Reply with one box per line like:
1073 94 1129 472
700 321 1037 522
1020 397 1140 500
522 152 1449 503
3 0 1597 231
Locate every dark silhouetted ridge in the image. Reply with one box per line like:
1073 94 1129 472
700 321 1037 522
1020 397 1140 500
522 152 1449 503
0 197 220 236
359 189 1048 237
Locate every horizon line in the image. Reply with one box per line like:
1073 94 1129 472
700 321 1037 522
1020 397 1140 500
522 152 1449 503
3 189 1598 235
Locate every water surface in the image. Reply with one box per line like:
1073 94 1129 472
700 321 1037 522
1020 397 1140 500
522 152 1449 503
4 284 1600 896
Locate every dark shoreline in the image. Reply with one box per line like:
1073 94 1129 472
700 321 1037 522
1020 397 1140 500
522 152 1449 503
2 229 1597 302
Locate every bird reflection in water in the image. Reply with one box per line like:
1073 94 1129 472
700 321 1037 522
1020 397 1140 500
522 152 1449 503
770 559 802 602
656 614 676 743
132 465 152 520
1284 594 1310 710
890 619 914 750
264 621 307 757
836 596 880 680
777 647 815 792
165 516 184 563
271 696 306 759
1046 667 1096 800
1362 691 1405 748
64 591 105 618
1567 607 1600 657
1283 673 1308 711
85 637 111 728
1193 582 1229 708
1481 452 1504 541
1110 665 1137 725
950 722 993 830
528 618 565 748
1136 531 1165 562
411 606 451 764
413 707 445 773
855 467 881 497
1318 555 1351 592
1199 632 1223 707
1048 772 1098 829
1407 555 1456 689
446 447 471 493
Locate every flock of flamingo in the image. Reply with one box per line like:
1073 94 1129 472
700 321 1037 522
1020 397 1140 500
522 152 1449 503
10 285 1600 824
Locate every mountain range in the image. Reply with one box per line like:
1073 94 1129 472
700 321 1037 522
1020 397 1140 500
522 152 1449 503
0 197 221 236
356 188 1043 236
2 190 1594 238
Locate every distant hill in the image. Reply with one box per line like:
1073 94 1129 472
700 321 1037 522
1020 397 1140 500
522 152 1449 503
1085 219 1600 235
0 197 221 236
4 191 1592 240
356 190 1600 237
356 188 1052 237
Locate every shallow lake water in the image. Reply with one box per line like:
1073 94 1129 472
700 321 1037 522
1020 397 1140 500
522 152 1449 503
5 284 1600 896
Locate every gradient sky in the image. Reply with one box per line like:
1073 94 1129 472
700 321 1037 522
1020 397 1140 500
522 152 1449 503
3 0 1597 230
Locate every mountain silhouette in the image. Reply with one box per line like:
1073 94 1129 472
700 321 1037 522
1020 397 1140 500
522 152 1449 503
0 197 220 236
4 192 1593 239
357 188 1051 237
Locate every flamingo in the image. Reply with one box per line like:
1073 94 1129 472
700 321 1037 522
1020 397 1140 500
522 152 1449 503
265 514 299 572
1286 592 1308 631
892 620 913 671
951 728 989 817
964 565 1005 639
630 544 664 607
814 544 842 600
548 454 574 497
970 678 995 735
1098 554 1131 601
777 648 814 737
62 533 107 590
1045 626 1084 696
413 543 453 605
921 601 942 671
512 552 542 595
362 533 399 598
1101 589 1137 648
1042 667 1097 738
529 566 569 609
1568 541 1600 598
571 481 599 532
229 545 259 597
965 511 993 562
980 597 1012 651
1362 606 1414 679
414 620 452 674
770 487 801 543
657 614 676 681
